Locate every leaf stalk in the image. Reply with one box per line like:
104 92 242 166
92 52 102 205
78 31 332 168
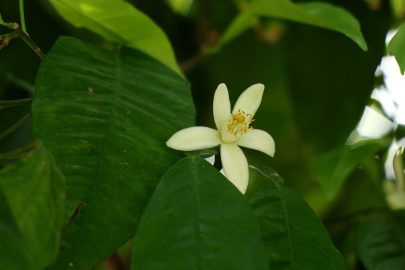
19 0 27 33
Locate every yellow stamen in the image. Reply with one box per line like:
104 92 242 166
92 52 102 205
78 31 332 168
250 126 254 130
235 114 245 123
250 119 255 122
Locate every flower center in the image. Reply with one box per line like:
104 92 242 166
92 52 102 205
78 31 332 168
226 109 255 139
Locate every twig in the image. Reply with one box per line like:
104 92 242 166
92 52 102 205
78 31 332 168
0 13 12 28
0 98 33 109
6 74 35 96
0 113 31 141
0 32 19 50
12 23 45 60
179 53 205 75
19 0 27 33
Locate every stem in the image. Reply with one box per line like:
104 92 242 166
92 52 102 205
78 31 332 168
0 13 12 28
0 98 33 109
0 32 19 40
12 23 45 60
393 147 405 191
0 113 31 141
19 0 27 33
6 74 35 96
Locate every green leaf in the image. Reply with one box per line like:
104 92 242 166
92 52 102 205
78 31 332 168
249 179 346 270
164 0 194 16
47 0 182 75
310 139 390 200
251 0 367 51
184 147 218 158
210 12 258 53
356 210 405 270
31 37 195 270
0 140 66 270
249 164 285 184
0 187 30 270
131 157 269 270
389 23 405 75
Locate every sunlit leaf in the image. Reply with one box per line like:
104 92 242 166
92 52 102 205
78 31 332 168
389 22 405 75
0 140 66 270
251 0 367 51
164 0 194 16
46 0 182 75
356 210 405 269
249 177 346 269
31 37 195 270
310 138 390 200
131 157 269 270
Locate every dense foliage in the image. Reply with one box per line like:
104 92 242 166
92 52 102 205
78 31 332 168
0 0 404 269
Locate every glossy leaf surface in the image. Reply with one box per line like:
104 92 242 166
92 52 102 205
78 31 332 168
31 37 195 269
249 177 346 270
389 22 405 74
0 140 66 270
251 0 367 51
131 157 269 270
310 139 390 199
47 0 182 75
356 210 405 270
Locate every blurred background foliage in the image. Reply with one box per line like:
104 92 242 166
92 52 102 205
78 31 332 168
1 0 404 269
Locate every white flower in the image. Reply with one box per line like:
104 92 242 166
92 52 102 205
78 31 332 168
166 83 275 194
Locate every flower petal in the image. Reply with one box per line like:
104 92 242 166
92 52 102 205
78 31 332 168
205 154 215 165
213 83 231 131
232 83 264 117
220 143 249 194
166 127 221 151
236 129 275 157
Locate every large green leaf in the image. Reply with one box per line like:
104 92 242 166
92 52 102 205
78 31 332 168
251 0 367 51
249 176 346 270
31 37 195 270
0 187 30 270
46 0 182 75
389 22 405 74
356 210 405 270
0 140 66 270
310 138 390 200
131 157 269 270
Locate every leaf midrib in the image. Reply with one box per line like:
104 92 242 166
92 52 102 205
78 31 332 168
278 183 295 269
67 49 121 259
192 158 202 269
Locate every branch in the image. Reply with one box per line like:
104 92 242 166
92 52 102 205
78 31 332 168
0 32 19 50
11 23 45 60
0 98 33 109
0 113 31 141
